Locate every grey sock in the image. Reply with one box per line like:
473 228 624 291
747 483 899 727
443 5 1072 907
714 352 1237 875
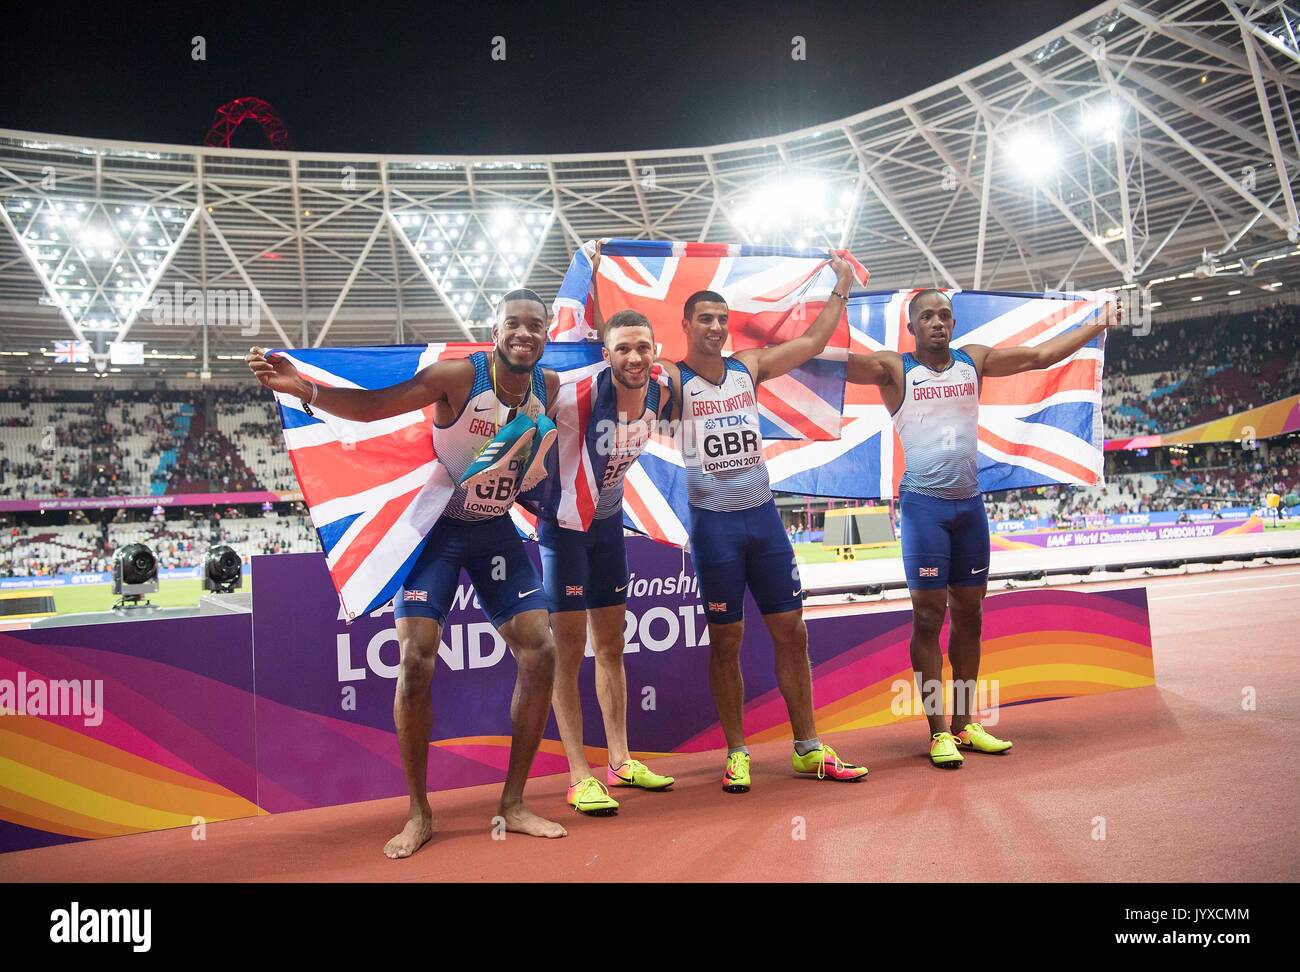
793 737 822 756
727 746 749 757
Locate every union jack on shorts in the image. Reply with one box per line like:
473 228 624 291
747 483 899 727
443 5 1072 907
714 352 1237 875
919 567 939 578
403 589 428 602
565 585 584 597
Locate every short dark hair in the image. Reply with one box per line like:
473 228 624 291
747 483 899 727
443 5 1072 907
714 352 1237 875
603 309 654 346
683 290 727 321
498 288 547 317
907 288 952 325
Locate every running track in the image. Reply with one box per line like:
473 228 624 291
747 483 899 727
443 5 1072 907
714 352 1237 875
3 566 1297 882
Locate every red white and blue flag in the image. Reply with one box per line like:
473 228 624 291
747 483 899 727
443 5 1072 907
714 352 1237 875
539 360 689 544
270 340 640 619
551 239 867 442
763 289 1109 500
271 342 472 619
53 340 90 364
270 283 1106 616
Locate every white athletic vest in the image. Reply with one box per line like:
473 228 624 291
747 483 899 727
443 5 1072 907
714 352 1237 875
592 373 663 520
892 348 981 499
436 351 548 521
676 358 772 512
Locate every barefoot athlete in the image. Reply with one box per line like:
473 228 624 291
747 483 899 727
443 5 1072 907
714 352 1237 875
846 289 1117 768
651 252 870 792
247 289 567 857
541 308 677 816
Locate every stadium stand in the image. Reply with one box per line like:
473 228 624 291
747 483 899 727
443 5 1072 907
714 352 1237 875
1 510 317 577
0 395 186 499
1103 302 1300 436
214 386 297 492
2 297 1298 580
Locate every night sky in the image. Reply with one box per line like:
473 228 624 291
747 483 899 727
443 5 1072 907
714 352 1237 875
4 0 1100 155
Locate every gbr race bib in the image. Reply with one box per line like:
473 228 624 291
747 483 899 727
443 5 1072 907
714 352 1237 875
461 455 529 518
693 412 762 476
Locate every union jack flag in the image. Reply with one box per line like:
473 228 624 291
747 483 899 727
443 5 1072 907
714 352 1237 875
271 288 1106 618
53 340 90 364
551 239 867 442
270 341 636 619
538 355 688 543
762 289 1110 500
271 343 472 620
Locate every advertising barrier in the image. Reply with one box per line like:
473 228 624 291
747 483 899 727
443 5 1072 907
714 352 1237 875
0 540 1154 853
992 516 1264 550
0 490 302 513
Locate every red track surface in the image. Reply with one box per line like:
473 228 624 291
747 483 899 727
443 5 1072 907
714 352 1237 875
3 566 1298 882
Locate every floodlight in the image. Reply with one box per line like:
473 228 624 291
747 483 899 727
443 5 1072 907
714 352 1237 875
1007 130 1058 179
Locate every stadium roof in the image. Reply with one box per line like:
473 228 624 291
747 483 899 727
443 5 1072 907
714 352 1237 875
1 0 1298 376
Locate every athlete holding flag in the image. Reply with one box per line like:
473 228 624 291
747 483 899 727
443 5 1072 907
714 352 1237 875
247 289 566 858
541 305 677 817
846 289 1117 768
653 252 871 792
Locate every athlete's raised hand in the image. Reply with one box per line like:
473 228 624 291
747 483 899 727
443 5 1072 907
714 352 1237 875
828 251 854 290
975 293 1117 379
734 249 860 384
1101 295 1123 327
246 346 308 397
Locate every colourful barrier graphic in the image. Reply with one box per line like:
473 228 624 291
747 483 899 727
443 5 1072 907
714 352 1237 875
0 615 258 852
0 545 1154 853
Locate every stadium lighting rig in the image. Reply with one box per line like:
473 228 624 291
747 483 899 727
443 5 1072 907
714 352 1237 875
1079 102 1123 142
1006 129 1058 180
728 175 856 250
3 196 193 337
392 205 549 332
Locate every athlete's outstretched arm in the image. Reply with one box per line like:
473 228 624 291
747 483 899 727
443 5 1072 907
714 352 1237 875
245 346 470 422
968 299 1119 378
846 350 903 387
588 242 606 337
736 252 855 384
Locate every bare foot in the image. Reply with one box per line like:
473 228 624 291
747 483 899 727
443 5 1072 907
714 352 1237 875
383 811 434 859
501 804 567 839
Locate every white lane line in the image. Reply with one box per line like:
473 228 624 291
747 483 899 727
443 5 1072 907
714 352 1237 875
1143 569 1300 589
1149 582 1300 601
